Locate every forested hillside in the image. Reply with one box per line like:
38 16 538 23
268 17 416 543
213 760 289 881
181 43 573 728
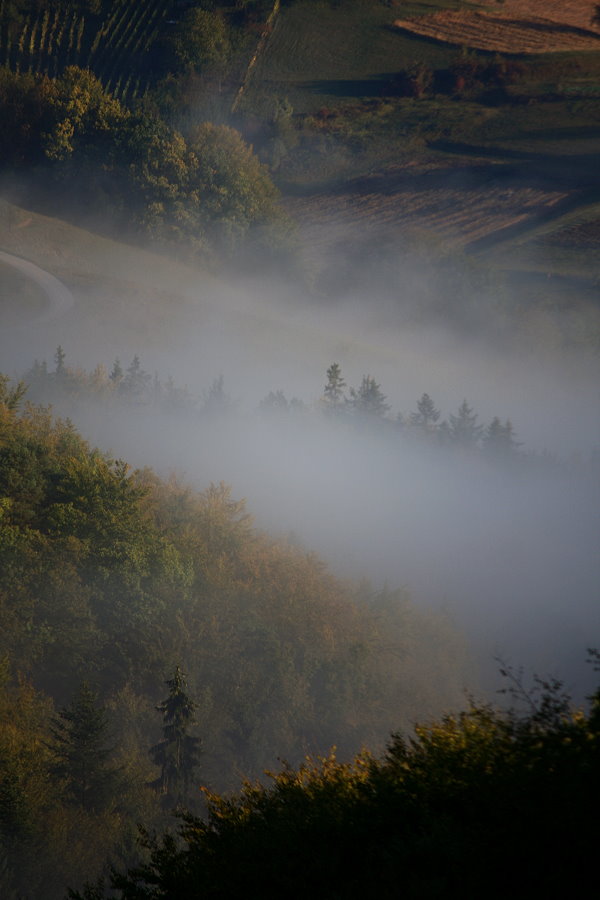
86 661 600 899
0 375 468 898
0 2 598 897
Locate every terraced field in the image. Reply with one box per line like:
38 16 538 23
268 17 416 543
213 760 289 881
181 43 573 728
393 0 600 54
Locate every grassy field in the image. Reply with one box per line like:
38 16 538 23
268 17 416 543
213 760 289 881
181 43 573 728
0 198 224 349
240 0 463 116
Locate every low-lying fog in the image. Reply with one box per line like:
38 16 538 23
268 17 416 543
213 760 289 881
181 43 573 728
2 257 599 700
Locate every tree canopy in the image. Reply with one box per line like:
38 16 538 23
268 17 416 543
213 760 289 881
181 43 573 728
0 376 469 898
0 66 283 260
96 664 600 899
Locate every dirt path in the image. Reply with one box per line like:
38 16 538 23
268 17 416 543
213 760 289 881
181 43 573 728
0 249 74 325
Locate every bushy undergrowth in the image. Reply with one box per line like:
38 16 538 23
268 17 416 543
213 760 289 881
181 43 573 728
77 659 600 899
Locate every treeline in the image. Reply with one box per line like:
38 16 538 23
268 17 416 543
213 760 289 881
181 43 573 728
379 53 600 104
26 350 528 464
0 64 285 263
0 373 468 898
77 660 600 899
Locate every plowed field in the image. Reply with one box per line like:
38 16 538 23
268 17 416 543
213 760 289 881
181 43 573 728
393 0 600 54
285 166 569 266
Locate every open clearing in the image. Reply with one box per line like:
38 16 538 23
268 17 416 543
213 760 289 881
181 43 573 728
393 0 600 54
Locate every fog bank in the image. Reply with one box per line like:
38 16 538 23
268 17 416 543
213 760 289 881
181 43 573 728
2 256 598 700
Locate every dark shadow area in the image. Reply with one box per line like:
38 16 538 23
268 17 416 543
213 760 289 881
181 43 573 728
498 125 600 142
303 73 404 99
429 142 600 185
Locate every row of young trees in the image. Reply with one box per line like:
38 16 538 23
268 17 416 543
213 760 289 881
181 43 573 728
321 362 520 457
25 350 522 462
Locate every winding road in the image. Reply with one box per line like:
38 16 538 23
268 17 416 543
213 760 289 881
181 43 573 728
0 249 74 326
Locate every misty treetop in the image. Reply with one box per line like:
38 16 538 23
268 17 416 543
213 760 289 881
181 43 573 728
23 349 531 465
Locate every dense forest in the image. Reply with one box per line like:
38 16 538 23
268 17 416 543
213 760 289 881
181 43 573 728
76 660 600 899
1 358 596 896
0 374 469 898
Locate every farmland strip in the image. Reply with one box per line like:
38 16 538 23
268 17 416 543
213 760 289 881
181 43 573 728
392 11 600 54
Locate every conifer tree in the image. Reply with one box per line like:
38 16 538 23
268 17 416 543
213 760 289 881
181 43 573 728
150 667 201 808
349 375 390 422
323 363 346 416
54 345 66 376
50 682 118 812
258 389 289 415
410 392 440 428
109 358 123 383
447 399 483 448
119 355 150 402
483 417 521 458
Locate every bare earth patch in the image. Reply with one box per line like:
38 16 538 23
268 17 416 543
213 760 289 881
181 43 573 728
393 0 600 54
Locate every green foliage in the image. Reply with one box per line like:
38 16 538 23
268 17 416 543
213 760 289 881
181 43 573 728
0 372 469 791
42 65 125 161
445 398 484 449
105 666 600 898
0 374 26 412
0 66 283 260
188 121 280 251
169 8 231 73
410 392 440 427
322 362 346 416
482 416 521 459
